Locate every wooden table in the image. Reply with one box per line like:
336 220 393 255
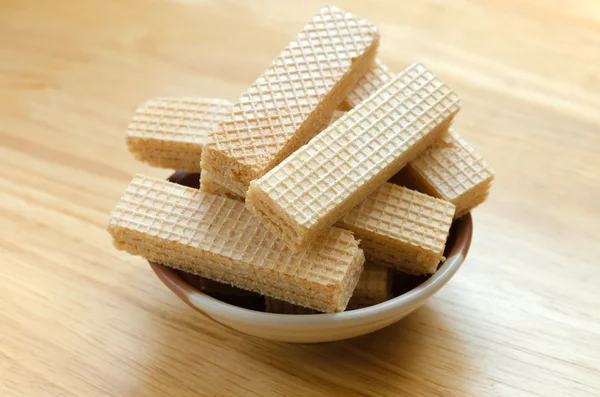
2 0 599 395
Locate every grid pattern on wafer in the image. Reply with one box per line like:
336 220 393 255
342 62 494 216
252 63 461 230
200 111 346 199
344 59 394 109
209 5 379 170
408 129 494 203
358 239 441 274
109 175 359 287
351 263 391 303
338 183 455 256
128 97 231 145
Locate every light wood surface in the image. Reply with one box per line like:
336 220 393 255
2 0 599 395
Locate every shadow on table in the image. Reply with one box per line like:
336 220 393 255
128 298 473 396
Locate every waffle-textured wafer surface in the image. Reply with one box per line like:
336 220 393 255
343 59 394 109
201 170 455 272
350 263 392 305
127 97 231 147
247 63 461 251
127 97 232 170
108 175 364 312
406 129 494 217
342 61 494 217
200 110 348 199
202 5 379 190
338 183 455 274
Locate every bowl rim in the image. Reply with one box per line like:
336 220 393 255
149 172 473 325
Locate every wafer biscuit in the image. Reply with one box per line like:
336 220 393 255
341 61 494 216
404 129 495 218
127 97 231 171
201 5 379 195
338 184 455 274
108 175 365 312
247 63 461 251
348 263 392 307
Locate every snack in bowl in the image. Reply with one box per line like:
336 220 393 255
201 5 380 197
401 129 495 218
342 59 495 217
336 183 456 274
108 175 364 313
245 63 461 251
108 5 492 341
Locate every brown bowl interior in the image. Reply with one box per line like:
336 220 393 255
149 171 473 312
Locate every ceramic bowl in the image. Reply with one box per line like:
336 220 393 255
149 171 473 343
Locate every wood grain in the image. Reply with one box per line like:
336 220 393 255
1 0 599 395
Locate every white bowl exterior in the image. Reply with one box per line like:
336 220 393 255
192 294 424 342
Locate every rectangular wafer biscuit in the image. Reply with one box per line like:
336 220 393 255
201 5 379 195
404 129 495 218
246 63 461 251
337 183 455 274
266 263 392 313
127 97 231 171
341 61 494 216
108 175 365 313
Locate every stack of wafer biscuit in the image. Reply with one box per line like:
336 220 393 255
109 5 494 314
